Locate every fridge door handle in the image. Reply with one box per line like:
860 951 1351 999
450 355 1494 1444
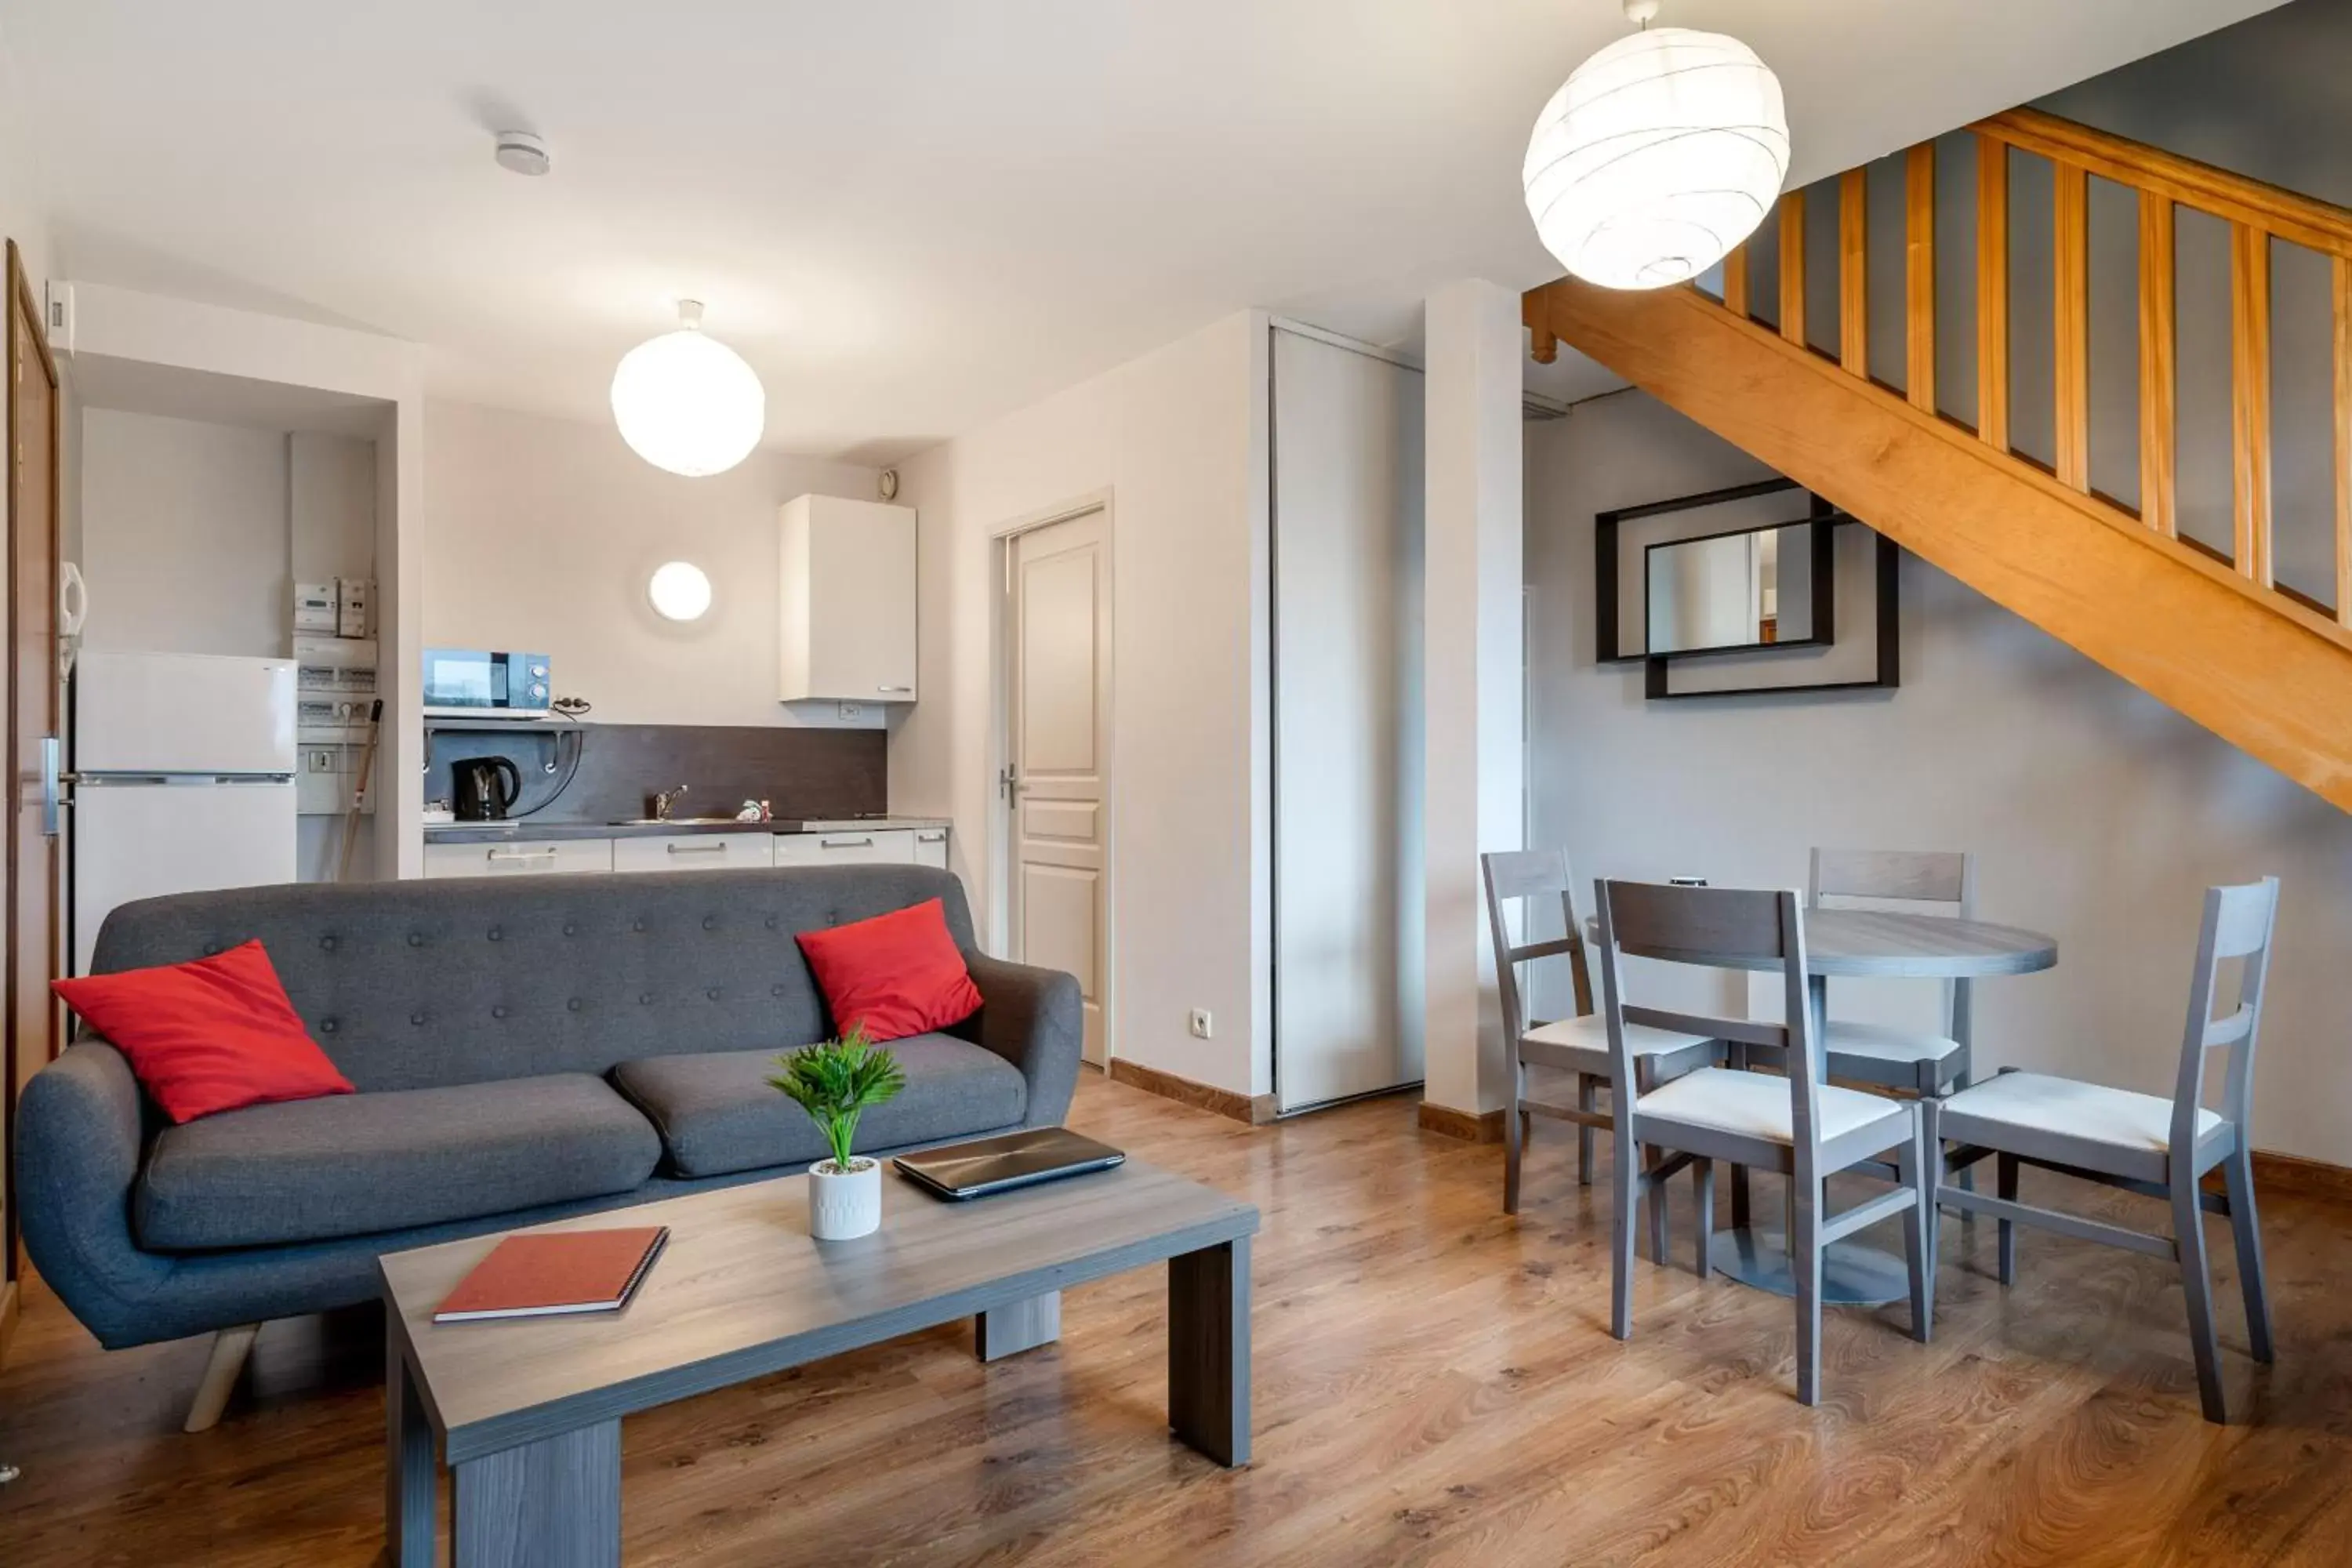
40 735 62 837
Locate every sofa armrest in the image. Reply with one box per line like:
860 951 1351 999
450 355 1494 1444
955 951 1083 1126
16 1039 172 1348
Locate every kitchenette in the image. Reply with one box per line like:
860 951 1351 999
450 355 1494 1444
415 490 945 880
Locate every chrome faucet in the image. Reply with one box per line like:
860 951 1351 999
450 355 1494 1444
653 783 690 822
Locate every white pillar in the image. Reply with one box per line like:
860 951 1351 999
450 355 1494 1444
1421 278 1524 1123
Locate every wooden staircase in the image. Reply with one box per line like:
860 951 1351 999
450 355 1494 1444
1525 107 2352 813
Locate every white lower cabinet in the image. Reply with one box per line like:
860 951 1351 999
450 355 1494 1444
612 833 775 874
423 839 614 879
913 828 949 868
773 829 915 867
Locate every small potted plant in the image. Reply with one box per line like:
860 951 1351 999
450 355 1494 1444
768 1025 906 1240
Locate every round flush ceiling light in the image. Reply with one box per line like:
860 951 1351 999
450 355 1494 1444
648 561 713 621
610 300 766 477
1523 0 1788 292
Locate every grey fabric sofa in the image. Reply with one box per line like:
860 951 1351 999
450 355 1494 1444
17 865 1081 1399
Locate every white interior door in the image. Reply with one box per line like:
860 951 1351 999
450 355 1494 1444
1272 328 1424 1112
1005 510 1109 1066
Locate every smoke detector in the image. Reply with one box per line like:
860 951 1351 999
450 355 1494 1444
494 130 551 177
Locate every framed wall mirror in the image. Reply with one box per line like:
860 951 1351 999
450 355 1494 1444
1643 518 1831 656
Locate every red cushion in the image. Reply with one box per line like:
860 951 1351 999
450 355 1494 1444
794 898 984 1044
52 940 354 1123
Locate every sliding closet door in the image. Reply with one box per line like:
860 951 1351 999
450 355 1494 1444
1272 328 1423 1112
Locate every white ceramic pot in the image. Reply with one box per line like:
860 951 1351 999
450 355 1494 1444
808 1156 882 1240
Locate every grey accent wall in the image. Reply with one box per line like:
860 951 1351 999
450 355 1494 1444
1526 389 2352 1167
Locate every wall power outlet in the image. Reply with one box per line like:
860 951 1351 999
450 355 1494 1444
1187 1008 1213 1040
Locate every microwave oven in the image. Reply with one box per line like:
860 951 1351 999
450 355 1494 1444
422 648 553 720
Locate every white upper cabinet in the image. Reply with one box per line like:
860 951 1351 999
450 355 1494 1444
778 495 917 703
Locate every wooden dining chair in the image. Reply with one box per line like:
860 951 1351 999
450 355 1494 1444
1595 878 1933 1406
1809 848 1979 1097
1923 877 2278 1424
1481 851 1718 1235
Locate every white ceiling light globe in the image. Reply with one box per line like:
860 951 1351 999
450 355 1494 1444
1523 17 1789 292
610 301 766 477
647 561 713 622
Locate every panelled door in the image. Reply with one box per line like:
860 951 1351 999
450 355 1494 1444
1004 509 1109 1065
5 241 60 1283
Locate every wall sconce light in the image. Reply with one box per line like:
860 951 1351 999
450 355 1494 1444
647 561 713 622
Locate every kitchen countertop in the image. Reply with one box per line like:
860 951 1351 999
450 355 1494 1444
422 815 950 844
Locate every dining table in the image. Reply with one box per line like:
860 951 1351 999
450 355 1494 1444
1588 906 2059 1305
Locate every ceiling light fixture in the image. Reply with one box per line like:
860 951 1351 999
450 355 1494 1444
609 300 766 477
1523 0 1788 292
647 561 714 622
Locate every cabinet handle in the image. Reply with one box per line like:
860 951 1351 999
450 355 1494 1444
916 832 945 842
819 836 874 849
666 841 729 855
486 848 558 863
877 684 913 693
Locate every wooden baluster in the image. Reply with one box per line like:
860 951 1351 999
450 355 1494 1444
1976 134 2009 451
2139 194 2178 537
2053 162 2090 491
1780 190 1807 348
1840 168 1867 376
1721 242 1749 320
2231 223 2273 588
2335 254 2351 626
1906 143 1936 414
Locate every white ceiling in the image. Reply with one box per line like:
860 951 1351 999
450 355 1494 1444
1 0 2288 461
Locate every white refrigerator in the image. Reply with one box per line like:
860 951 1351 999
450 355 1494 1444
72 651 299 975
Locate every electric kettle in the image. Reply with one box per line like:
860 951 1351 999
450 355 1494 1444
452 756 523 821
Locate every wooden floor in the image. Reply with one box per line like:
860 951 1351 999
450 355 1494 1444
3 1067 2350 1566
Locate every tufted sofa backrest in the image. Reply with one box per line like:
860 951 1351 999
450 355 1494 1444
86 866 978 1094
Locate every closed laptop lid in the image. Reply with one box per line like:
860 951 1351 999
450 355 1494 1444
894 1127 1124 1195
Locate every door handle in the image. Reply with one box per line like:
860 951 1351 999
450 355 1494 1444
39 735 60 837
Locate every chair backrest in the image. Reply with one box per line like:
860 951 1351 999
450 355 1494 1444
1481 849 1593 1037
2172 877 2281 1150
1809 847 1976 916
1594 879 1830 1152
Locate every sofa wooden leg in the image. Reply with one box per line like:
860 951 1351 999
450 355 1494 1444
184 1323 261 1433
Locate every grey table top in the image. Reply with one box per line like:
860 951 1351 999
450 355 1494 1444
1587 907 2058 979
380 1158 1257 1462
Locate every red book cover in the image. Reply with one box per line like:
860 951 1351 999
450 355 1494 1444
432 1227 669 1323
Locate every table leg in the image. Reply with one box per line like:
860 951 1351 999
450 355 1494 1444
387 1337 436 1568
975 1291 1062 1361
454 1421 622 1568
1168 1236 1250 1467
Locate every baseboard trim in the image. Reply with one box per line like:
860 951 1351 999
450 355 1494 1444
2249 1149 2352 1206
1106 1058 1276 1125
1417 1102 1507 1144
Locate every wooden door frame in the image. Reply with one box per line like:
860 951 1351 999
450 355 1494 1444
3 237 60 1308
987 489 1116 1065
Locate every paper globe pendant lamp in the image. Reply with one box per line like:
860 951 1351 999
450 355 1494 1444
1523 0 1789 291
610 300 766 477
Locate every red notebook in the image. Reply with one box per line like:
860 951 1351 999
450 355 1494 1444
432 1226 670 1323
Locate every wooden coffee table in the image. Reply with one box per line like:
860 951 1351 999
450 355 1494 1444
381 1158 1258 1567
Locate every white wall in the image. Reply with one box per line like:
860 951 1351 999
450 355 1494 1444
421 400 881 728
892 310 1272 1098
79 408 288 657
1528 389 2352 1167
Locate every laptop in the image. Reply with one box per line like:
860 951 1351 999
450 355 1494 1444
893 1127 1126 1200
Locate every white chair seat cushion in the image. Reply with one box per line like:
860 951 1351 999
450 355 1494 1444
1824 1019 1962 1065
1937 1071 2220 1153
1523 1014 1712 1060
1635 1067 1907 1147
